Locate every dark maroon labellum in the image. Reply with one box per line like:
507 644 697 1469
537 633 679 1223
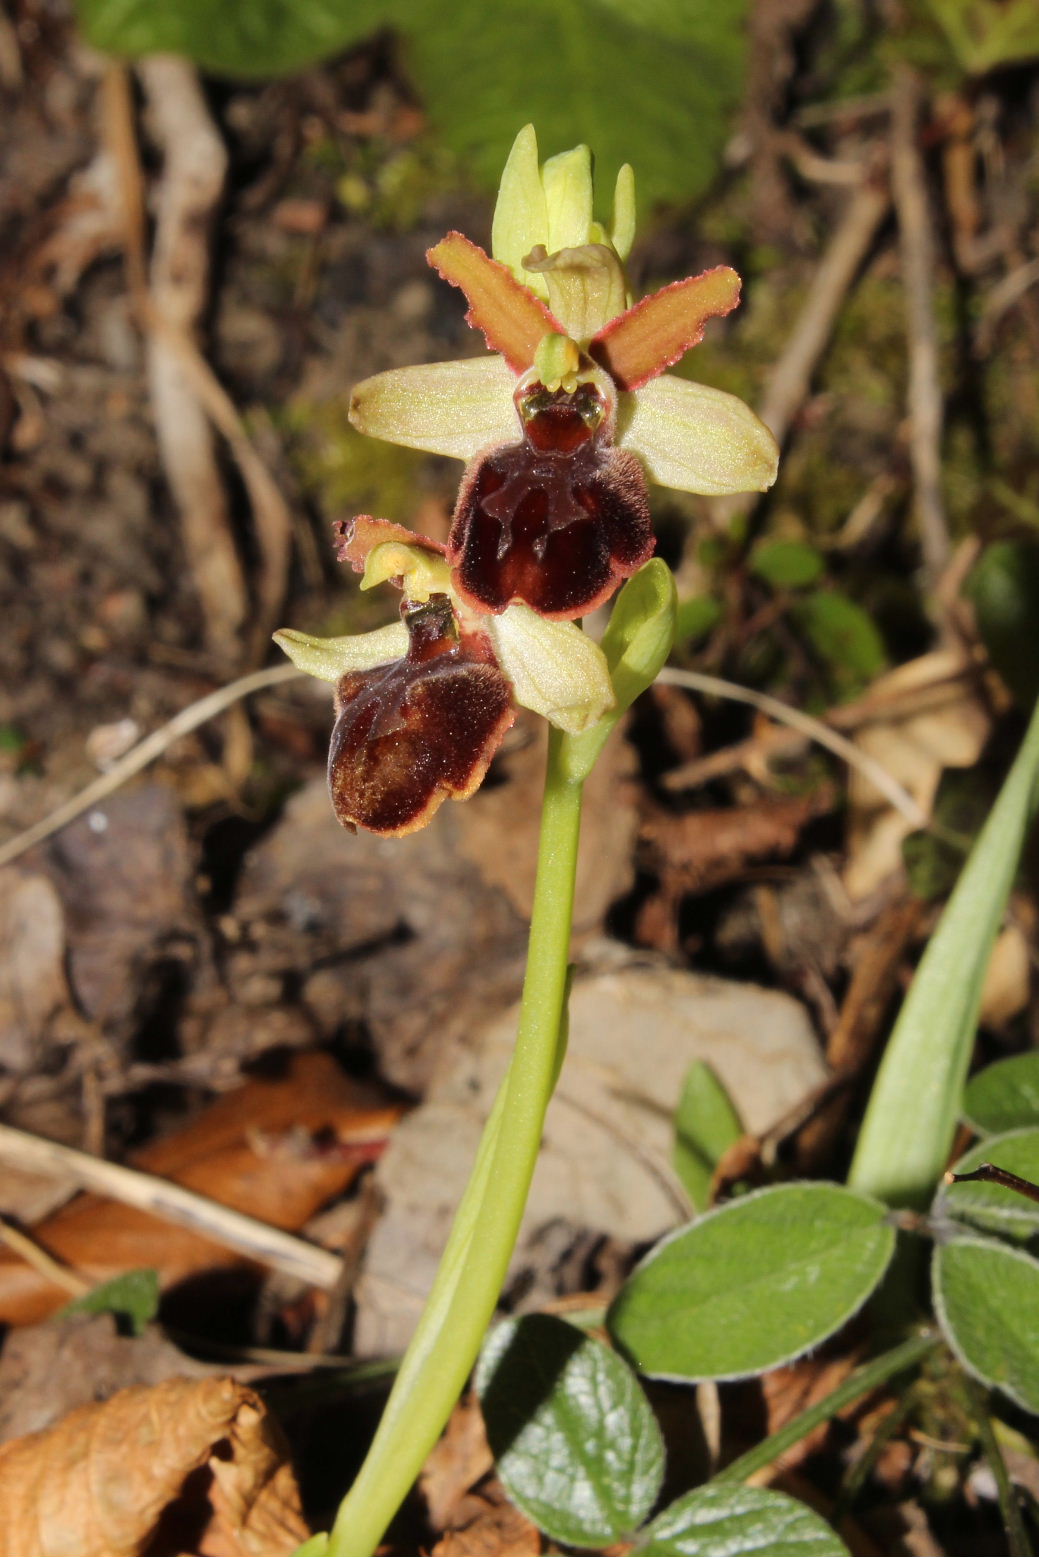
328 595 514 836
448 381 654 620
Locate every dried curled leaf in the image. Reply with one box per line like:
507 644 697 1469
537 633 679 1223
0 1375 310 1557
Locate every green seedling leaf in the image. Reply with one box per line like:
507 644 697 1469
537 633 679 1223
964 1053 1039 1136
563 559 676 782
475 1313 664 1547
967 539 1039 709
607 1183 895 1380
923 0 1039 75
60 1268 160 1336
933 1237 1039 1414
674 593 723 650
750 539 825 590
642 1482 850 1557
791 589 887 699
937 1129 1039 1245
76 0 386 75
672 1060 744 1211
848 695 1039 1210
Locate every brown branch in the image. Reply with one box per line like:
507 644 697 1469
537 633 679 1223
891 65 952 608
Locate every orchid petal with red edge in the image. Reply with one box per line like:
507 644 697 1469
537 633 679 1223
617 374 779 496
426 232 562 372
591 266 742 391
349 356 519 461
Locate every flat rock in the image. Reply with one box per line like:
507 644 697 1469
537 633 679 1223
353 942 828 1355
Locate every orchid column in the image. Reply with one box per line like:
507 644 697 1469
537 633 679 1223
277 125 779 1557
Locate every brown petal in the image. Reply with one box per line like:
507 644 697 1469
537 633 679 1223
427 232 562 373
590 266 741 390
328 597 514 836
334 514 448 571
448 430 653 621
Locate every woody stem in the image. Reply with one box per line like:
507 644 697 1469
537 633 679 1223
324 726 585 1557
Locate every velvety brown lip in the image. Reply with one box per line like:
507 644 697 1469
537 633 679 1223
328 596 515 836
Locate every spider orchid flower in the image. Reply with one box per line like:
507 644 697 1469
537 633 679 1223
274 517 614 835
349 124 779 621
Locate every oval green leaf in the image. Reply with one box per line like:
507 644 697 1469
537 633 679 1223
933 1237 1039 1414
750 539 825 590
475 1313 664 1547
964 1052 1039 1135
642 1482 850 1557
937 1128 1039 1244
672 1060 744 1212
608 1183 895 1380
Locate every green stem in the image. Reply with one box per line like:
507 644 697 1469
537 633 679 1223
961 1375 1035 1557
325 728 585 1557
712 1332 939 1485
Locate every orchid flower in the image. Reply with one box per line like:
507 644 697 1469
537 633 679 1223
274 517 614 835
349 124 779 620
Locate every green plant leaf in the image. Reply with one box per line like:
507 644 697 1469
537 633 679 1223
923 0 1039 75
642 1482 850 1556
750 539 825 590
672 1060 744 1212
76 0 749 210
933 1237 1039 1414
563 559 676 783
60 1268 160 1336
475 1313 664 1547
75 0 387 76
607 1183 895 1380
966 538 1039 709
400 0 750 211
791 589 887 699
848 695 1039 1210
674 594 723 650
938 1129 1039 1244
964 1054 1039 1136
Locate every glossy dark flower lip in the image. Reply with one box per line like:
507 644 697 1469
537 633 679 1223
328 594 515 836
448 370 654 619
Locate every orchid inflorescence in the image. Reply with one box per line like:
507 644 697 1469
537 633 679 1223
276 125 779 835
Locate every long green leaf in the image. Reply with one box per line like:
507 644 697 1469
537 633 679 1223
849 698 1039 1208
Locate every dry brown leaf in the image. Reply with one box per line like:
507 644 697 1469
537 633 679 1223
843 650 990 900
0 1374 310 1557
420 1395 494 1533
0 1051 405 1325
0 869 71 1072
431 1490 541 1557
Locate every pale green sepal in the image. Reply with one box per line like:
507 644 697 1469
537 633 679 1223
618 373 780 496
610 164 636 262
491 124 549 297
542 144 594 253
273 621 408 682
361 542 452 600
562 559 677 782
489 605 615 735
349 356 519 461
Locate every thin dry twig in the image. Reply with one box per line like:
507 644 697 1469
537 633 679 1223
0 1121 343 1290
0 663 303 870
891 65 952 603
0 1215 89 1297
661 654 981 792
656 665 928 827
135 56 249 662
757 176 891 453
